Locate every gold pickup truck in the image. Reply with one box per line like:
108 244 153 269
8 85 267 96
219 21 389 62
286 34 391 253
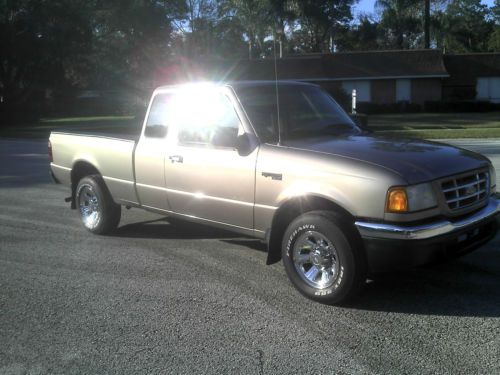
49 81 499 304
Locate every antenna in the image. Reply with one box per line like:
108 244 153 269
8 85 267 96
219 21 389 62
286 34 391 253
273 29 282 146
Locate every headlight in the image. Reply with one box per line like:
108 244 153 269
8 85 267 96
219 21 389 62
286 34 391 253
386 183 437 213
489 163 497 194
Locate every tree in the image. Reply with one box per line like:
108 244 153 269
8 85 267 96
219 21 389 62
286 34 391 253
439 0 494 52
218 0 274 58
375 0 422 49
170 0 249 59
488 0 500 51
424 0 430 48
172 0 217 57
0 0 94 105
90 0 183 89
338 15 381 51
292 0 355 53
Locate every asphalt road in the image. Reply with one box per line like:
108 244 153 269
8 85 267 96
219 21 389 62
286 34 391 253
1 138 499 375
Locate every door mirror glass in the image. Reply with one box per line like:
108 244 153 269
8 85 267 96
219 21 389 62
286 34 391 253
235 133 252 156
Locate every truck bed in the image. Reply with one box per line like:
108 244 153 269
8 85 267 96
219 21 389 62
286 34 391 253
50 131 139 205
52 130 139 143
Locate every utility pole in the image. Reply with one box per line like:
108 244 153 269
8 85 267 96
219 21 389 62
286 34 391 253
424 0 430 49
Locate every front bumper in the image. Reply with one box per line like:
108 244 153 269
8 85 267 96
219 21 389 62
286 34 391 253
355 198 499 272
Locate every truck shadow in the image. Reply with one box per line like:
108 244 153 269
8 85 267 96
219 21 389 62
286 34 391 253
348 249 500 317
113 218 268 252
112 218 237 240
112 216 499 317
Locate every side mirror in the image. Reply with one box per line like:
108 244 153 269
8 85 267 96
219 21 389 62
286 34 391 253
144 124 168 138
235 133 252 156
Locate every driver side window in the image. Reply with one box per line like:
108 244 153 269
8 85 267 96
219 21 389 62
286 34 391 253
176 91 241 148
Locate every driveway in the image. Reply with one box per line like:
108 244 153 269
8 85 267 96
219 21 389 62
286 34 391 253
0 138 499 374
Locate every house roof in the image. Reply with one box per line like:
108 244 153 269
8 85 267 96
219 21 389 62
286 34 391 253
443 53 500 86
320 49 449 80
241 57 325 81
155 50 456 86
226 50 449 81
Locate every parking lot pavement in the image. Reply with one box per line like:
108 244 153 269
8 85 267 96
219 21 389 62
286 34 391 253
0 138 499 375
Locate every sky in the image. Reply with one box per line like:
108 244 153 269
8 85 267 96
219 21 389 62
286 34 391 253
353 0 496 18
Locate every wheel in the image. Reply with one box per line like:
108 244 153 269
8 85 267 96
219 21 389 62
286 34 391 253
76 175 121 234
281 211 367 304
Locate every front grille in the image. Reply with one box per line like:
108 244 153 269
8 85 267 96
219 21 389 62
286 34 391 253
441 171 489 211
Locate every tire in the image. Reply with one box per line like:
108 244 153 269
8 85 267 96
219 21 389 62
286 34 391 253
281 211 367 305
76 175 121 234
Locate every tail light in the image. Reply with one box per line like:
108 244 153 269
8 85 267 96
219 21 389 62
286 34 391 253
48 140 53 162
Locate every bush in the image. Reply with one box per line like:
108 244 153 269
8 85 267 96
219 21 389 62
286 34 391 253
0 102 41 126
424 101 500 112
357 102 422 114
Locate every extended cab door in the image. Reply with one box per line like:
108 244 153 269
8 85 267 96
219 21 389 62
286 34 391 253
134 92 173 211
163 86 258 230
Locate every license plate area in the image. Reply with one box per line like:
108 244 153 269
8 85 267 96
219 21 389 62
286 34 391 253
457 228 480 243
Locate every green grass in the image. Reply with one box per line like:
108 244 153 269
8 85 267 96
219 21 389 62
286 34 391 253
375 128 500 139
369 112 500 139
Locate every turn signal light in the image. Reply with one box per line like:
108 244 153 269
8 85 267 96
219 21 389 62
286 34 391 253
386 188 408 213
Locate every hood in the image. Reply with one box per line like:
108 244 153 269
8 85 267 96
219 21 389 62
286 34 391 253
283 135 489 185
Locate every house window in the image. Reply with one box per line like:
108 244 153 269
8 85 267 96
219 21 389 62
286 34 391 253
477 77 500 103
396 79 411 102
342 81 371 102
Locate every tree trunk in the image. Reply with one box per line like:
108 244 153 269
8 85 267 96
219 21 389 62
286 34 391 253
424 0 430 48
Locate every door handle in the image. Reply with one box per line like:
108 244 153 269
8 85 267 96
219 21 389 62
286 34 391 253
169 155 183 163
262 172 282 181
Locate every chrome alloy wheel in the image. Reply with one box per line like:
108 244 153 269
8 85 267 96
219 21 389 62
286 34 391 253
292 230 339 289
78 184 101 230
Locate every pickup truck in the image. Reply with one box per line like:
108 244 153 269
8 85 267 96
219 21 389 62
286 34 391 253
49 81 499 304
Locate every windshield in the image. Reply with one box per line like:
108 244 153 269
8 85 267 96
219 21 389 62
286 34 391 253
235 84 360 143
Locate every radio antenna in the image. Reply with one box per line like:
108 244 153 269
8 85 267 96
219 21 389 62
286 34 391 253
273 29 282 146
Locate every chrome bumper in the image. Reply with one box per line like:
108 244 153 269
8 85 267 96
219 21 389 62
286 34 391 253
355 198 500 240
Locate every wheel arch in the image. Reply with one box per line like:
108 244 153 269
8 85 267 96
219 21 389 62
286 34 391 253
266 194 355 265
70 160 103 209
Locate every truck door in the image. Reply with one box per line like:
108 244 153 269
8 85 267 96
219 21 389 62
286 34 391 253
134 92 172 211
163 86 257 230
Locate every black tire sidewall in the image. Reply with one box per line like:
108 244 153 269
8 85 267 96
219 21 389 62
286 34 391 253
76 175 119 234
281 212 365 304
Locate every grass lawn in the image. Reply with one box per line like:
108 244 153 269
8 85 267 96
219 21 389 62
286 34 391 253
368 111 500 139
1 111 500 139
